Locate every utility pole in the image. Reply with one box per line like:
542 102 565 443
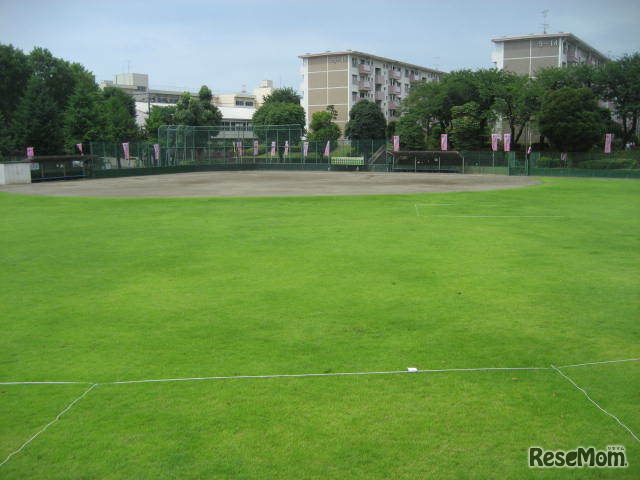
541 10 550 34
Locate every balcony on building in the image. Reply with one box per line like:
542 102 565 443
409 73 421 82
356 96 369 103
389 85 401 94
389 69 401 80
358 64 372 74
374 74 384 84
375 91 384 101
388 100 400 110
388 115 399 122
358 80 372 91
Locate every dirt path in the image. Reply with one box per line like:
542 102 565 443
0 171 539 197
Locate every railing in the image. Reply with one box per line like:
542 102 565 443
375 91 384 101
358 80 372 91
389 85 401 94
358 64 372 74
374 75 384 84
388 100 400 110
389 70 401 80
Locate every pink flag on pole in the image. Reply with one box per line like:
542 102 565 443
323 141 331 157
503 134 511 152
76 143 83 154
26 147 34 159
303 141 309 157
440 134 448 151
527 146 532 155
561 153 568 162
153 143 160 161
393 135 400 152
284 141 289 156
491 134 500 152
253 140 259 156
122 142 130 160
270 141 276 156
604 133 613 153
237 141 243 156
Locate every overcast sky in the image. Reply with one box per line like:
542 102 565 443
1 0 638 94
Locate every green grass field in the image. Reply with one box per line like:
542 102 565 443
1 177 639 479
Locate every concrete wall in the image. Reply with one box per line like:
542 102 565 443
0 162 31 185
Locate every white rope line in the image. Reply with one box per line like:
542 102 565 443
0 383 97 468
0 381 93 386
107 366 550 385
551 365 639 443
2 356 637 387
556 357 640 369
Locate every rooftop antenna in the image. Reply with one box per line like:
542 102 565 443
541 10 550 34
241 84 247 93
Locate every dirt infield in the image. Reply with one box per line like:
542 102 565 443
0 171 539 197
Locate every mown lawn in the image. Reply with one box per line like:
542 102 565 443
0 177 638 478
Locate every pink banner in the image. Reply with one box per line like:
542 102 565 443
491 134 500 152
153 143 160 161
270 141 276 156
503 134 511 152
237 141 243 156
26 147 34 158
122 142 130 160
527 146 532 155
324 141 331 157
253 140 259 156
604 133 613 153
393 135 400 152
303 141 309 157
440 134 448 151
284 141 289 156
561 153 568 162
76 143 83 154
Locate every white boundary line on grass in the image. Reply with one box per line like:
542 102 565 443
0 383 97 468
432 215 568 218
556 357 640 369
551 365 640 443
1 358 638 468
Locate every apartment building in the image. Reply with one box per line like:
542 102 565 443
491 33 608 77
299 51 444 132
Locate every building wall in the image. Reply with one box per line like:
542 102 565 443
301 52 442 135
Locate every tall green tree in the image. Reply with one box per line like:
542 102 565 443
450 101 484 150
307 110 341 145
344 100 386 140
489 71 542 146
62 76 103 151
251 101 305 143
101 87 139 142
395 114 425 150
11 75 64 154
538 88 607 152
145 105 176 140
27 47 77 112
597 53 640 143
0 44 31 125
174 86 223 127
262 87 301 105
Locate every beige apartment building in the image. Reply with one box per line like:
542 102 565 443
491 33 608 77
299 51 444 133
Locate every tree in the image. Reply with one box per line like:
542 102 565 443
489 71 542 147
395 114 425 150
326 105 338 119
0 44 31 125
62 76 103 151
27 47 78 112
11 75 64 154
450 101 484 150
101 87 139 142
307 110 341 145
344 100 386 140
538 88 607 152
251 102 305 143
263 87 301 105
174 86 223 127
145 105 176 140
0 111 13 155
597 53 640 143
